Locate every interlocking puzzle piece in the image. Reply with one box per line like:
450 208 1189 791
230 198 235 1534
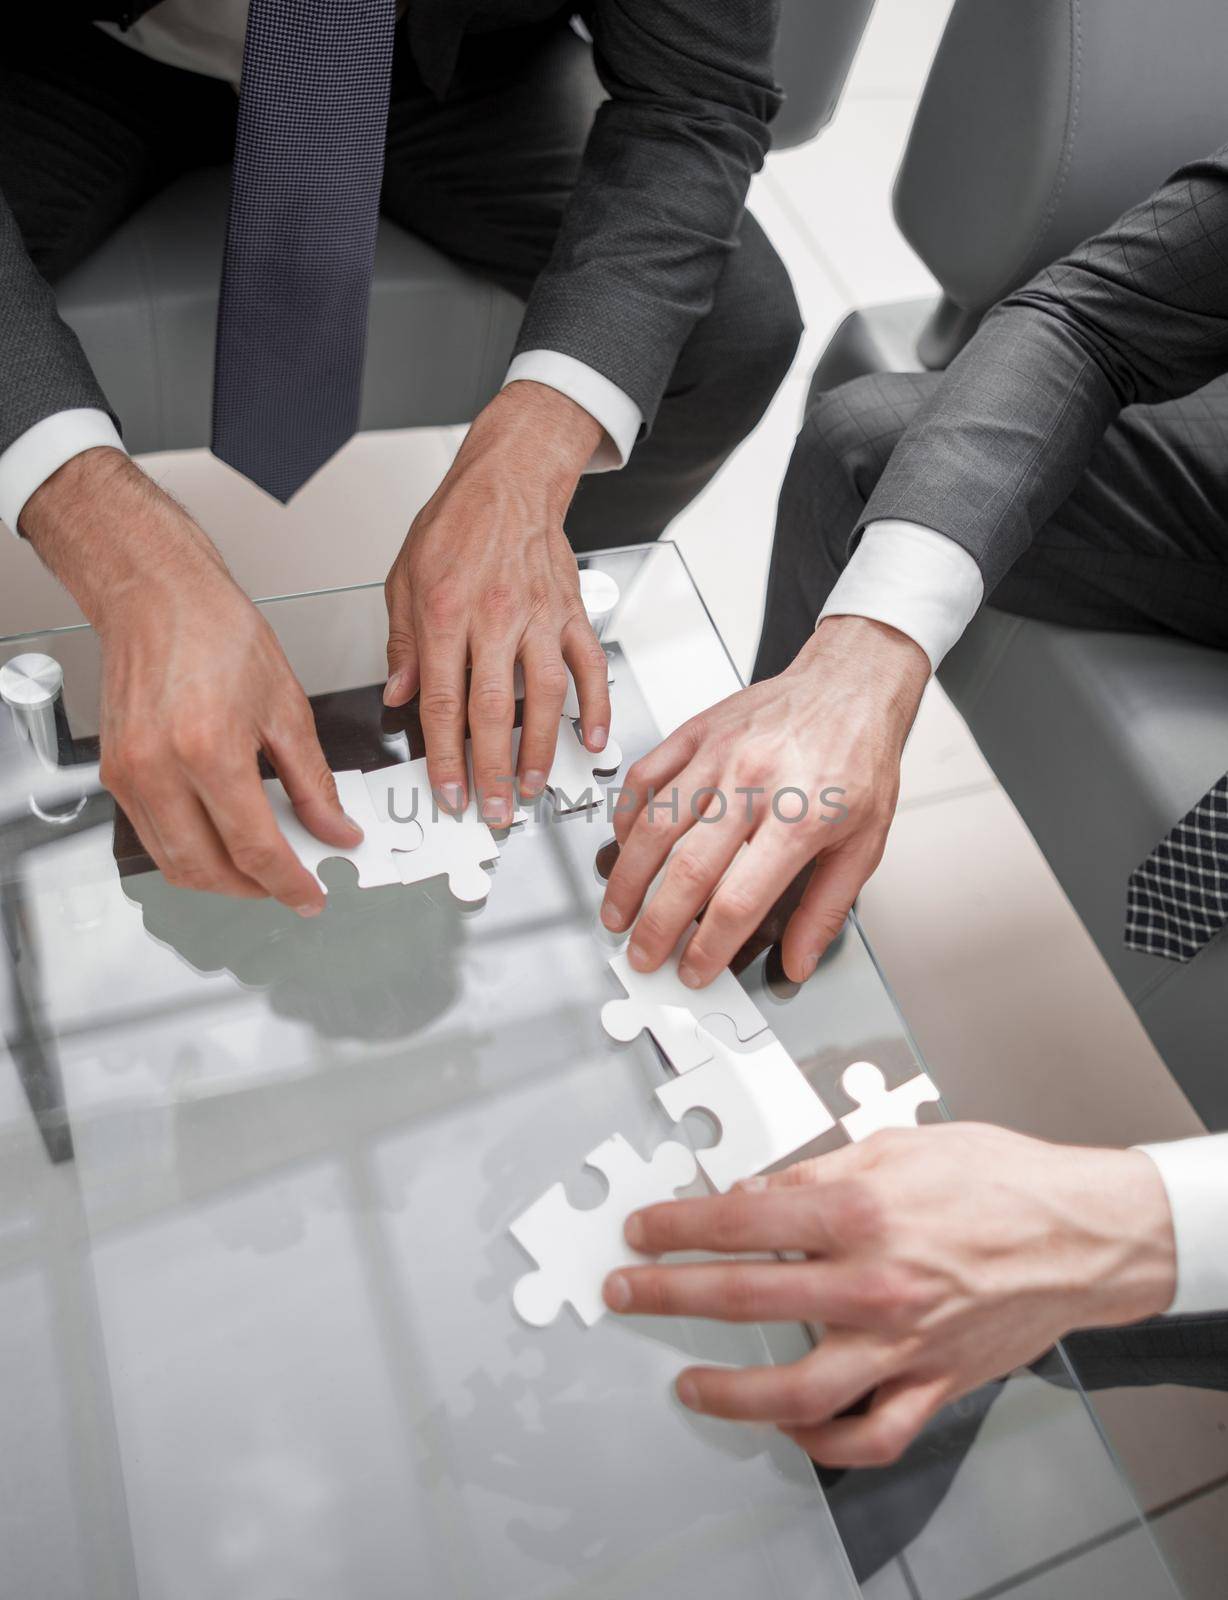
264 768 403 890
510 1134 698 1328
364 758 522 904
655 1029 836 1192
269 759 522 904
601 935 770 1073
839 1061 941 1142
512 717 623 815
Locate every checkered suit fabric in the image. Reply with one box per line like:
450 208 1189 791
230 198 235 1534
211 0 397 502
1126 773 1228 961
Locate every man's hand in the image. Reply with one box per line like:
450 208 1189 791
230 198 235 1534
383 381 611 825
22 448 360 912
599 616 930 987
603 1124 1178 1468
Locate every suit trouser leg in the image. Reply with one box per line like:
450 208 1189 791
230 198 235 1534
380 22 803 552
753 370 1228 683
1 22 236 283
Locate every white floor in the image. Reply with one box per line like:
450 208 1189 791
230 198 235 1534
1 4 1223 1581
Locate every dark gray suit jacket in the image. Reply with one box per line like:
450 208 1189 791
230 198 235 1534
2 0 782 460
861 146 1228 593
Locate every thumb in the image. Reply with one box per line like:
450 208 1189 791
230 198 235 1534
384 561 420 708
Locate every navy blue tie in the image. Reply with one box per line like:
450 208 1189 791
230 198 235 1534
212 0 397 502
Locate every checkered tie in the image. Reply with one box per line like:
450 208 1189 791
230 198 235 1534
211 0 397 502
1125 773 1228 961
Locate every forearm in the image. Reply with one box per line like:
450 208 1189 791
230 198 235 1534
863 146 1228 592
517 0 780 426
0 188 117 464
20 448 227 629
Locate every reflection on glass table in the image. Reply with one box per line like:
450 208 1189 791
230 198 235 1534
0 544 1182 1599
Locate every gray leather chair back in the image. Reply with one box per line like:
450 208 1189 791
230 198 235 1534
895 0 1228 365
772 0 876 148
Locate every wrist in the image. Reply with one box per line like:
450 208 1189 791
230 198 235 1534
793 616 930 732
22 449 227 629
1067 1148 1179 1328
472 381 604 504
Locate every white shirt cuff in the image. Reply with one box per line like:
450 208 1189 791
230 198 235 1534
1135 1135 1228 1315
0 409 126 535
1132 1139 1228 1312
818 520 985 672
504 351 642 473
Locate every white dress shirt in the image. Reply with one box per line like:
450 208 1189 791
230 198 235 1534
818 517 1228 1315
0 0 641 533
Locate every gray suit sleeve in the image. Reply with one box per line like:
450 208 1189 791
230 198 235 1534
0 186 116 458
860 146 1228 593
512 0 782 433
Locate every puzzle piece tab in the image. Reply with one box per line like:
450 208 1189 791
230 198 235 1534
601 935 769 1074
510 1134 698 1328
839 1061 941 1142
655 1029 835 1192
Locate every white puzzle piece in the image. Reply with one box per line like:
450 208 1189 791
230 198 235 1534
510 1134 698 1328
512 716 623 815
269 760 522 904
365 758 522 904
264 768 403 890
601 936 770 1074
839 1061 941 1142
655 1028 835 1192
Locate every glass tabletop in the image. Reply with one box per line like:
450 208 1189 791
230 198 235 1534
0 542 1180 1600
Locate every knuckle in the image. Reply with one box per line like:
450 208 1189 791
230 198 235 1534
529 658 569 699
814 905 853 943
709 1198 752 1253
666 849 711 894
172 862 216 894
526 579 551 617
711 880 757 925
169 722 223 770
469 682 514 724
643 804 680 841
829 1177 887 1248
385 625 416 657
855 1263 911 1325
631 902 671 949
423 581 462 628
230 842 279 881
793 1370 834 1426
723 1265 762 1319
732 750 775 791
419 689 464 726
634 1272 671 1317
623 757 654 796
479 583 517 623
